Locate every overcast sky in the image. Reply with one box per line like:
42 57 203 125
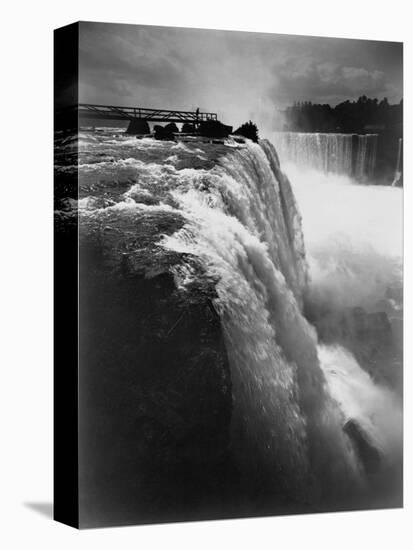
79 22 403 130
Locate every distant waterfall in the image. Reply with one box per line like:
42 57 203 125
272 132 378 181
392 138 403 187
354 134 378 181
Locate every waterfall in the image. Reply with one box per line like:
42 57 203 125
272 132 378 181
354 134 378 181
161 140 364 505
75 130 402 510
392 138 403 187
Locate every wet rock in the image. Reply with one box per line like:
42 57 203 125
181 122 196 134
77 230 235 523
164 122 179 134
126 119 151 135
198 120 233 138
305 301 397 386
154 124 176 141
234 121 259 143
343 419 381 475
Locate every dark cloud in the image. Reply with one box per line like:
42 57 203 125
272 58 389 105
78 22 402 131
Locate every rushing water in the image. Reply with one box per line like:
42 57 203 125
286 162 403 494
55 128 403 513
392 137 403 186
271 132 378 181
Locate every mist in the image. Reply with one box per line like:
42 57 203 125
286 163 402 311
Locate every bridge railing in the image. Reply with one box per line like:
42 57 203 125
76 103 218 122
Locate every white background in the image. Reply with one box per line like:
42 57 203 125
0 1 411 548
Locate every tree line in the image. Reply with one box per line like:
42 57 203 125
283 96 402 134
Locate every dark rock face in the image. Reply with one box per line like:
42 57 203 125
341 307 392 346
305 301 399 387
199 120 233 138
126 119 151 135
344 419 381 475
182 122 196 134
154 124 176 141
77 234 236 527
164 122 179 133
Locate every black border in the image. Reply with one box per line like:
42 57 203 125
53 22 80 529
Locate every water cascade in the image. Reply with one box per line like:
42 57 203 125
271 132 378 181
74 130 402 512
354 134 378 181
392 137 403 187
161 139 400 507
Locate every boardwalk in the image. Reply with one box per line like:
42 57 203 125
75 103 218 123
